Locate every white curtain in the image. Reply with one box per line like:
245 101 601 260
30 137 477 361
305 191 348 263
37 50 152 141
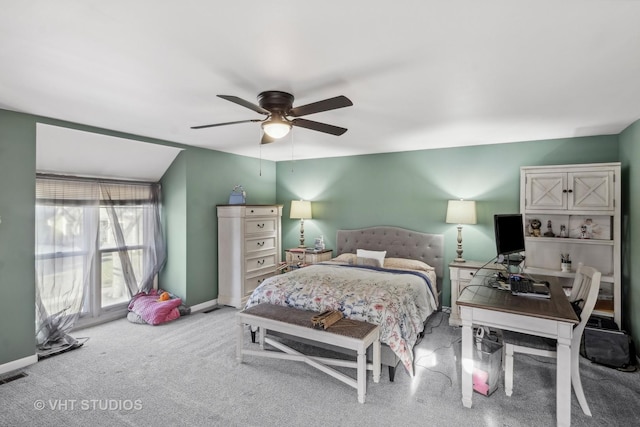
35 176 166 358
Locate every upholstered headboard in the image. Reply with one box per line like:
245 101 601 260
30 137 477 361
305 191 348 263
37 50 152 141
335 226 444 296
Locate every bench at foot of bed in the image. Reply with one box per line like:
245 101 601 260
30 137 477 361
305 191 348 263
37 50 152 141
237 303 381 403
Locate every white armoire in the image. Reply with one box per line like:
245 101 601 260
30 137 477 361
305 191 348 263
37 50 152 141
520 162 621 326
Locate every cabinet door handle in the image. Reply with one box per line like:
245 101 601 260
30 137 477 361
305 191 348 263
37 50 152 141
257 223 265 229
257 241 265 247
468 271 475 277
568 189 573 193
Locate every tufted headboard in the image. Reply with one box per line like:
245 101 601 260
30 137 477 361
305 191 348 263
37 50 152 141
335 226 444 297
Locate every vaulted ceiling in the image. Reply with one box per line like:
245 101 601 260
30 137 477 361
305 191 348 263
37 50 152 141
2 1 639 162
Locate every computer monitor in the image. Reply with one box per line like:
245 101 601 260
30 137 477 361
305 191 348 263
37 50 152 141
494 214 525 257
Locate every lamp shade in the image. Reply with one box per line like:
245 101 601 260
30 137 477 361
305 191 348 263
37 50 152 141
290 200 312 219
262 121 291 139
446 200 477 225
262 114 292 139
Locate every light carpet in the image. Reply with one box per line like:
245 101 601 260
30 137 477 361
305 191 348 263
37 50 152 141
1 307 639 426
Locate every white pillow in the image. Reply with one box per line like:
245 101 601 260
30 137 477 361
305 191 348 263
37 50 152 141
356 249 386 267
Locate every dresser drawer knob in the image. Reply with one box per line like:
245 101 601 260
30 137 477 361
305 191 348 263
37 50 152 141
257 241 265 247
257 223 265 229
257 259 265 266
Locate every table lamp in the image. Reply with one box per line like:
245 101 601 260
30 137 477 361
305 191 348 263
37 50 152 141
290 200 312 248
446 199 477 262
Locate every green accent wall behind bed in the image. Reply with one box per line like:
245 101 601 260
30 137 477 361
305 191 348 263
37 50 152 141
275 135 618 307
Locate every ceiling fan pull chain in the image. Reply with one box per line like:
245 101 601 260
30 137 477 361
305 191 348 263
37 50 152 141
291 128 295 173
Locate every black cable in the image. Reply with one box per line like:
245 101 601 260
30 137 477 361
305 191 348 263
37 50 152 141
413 336 462 387
422 310 445 335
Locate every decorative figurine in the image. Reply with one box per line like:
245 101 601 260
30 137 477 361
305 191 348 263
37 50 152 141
559 224 567 238
584 218 595 239
543 220 555 237
580 224 590 239
530 219 542 237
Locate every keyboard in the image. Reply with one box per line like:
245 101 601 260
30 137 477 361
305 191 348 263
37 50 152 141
510 280 534 293
510 278 551 298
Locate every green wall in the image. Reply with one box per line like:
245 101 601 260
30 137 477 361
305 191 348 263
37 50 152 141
0 110 37 366
620 118 640 347
0 104 633 370
276 135 619 307
0 108 276 369
160 147 276 306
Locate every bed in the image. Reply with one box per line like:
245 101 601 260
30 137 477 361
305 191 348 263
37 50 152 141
244 226 444 381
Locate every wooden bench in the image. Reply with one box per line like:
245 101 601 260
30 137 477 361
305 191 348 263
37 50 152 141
236 304 381 403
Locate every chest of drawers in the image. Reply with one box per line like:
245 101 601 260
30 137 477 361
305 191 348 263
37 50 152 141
217 205 283 308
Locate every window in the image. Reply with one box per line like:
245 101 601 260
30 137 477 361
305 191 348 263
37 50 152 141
35 177 166 338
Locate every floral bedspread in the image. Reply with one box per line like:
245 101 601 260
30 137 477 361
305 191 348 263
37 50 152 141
244 263 438 375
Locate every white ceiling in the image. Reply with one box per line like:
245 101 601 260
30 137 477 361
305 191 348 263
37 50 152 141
36 124 182 181
2 1 640 162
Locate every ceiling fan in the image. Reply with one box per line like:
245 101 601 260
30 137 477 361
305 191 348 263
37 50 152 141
191 91 353 144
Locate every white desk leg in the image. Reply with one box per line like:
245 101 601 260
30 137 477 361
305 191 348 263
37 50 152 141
556 323 573 427
357 349 366 403
373 335 381 383
236 319 244 363
460 307 474 408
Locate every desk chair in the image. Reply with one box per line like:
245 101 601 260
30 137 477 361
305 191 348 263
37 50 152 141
503 265 602 416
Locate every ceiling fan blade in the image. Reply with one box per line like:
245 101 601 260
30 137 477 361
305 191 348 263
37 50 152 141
291 118 348 136
289 95 353 117
191 119 260 130
261 132 277 145
217 95 270 115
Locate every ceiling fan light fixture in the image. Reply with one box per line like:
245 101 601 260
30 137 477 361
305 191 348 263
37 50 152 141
262 116 291 139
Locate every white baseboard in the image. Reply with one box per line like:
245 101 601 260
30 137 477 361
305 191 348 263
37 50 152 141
0 354 38 376
190 299 219 313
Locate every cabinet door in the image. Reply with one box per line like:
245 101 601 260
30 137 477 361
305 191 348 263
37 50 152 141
569 171 614 211
525 172 567 210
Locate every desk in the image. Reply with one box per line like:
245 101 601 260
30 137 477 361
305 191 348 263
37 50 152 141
457 269 579 427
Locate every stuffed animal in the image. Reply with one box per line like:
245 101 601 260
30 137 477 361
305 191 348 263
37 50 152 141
530 219 542 237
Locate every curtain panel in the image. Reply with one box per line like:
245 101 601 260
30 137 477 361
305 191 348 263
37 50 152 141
35 176 166 358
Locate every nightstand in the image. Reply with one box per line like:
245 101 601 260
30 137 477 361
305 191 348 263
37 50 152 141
449 260 487 326
285 248 333 268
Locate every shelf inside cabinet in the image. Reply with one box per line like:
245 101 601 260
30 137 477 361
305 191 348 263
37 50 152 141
523 266 614 283
593 304 614 318
524 236 613 246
